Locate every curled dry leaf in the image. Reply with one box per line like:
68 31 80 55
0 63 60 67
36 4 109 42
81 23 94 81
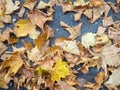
28 10 53 31
55 38 80 55
105 68 120 85
81 32 96 48
0 52 23 75
0 41 7 56
14 19 36 37
101 45 120 67
60 21 83 39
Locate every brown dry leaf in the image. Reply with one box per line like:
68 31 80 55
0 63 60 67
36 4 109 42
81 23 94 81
17 7 25 18
80 65 89 74
23 0 37 10
0 28 11 42
105 68 120 85
0 52 23 75
60 21 83 39
5 0 20 14
1 15 11 23
108 27 120 45
108 2 120 13
0 71 12 88
74 11 83 21
34 31 48 50
39 56 54 70
0 28 18 44
58 81 77 90
28 10 53 31
27 46 40 61
37 0 54 16
97 26 106 36
89 0 104 7
61 2 74 13
91 6 105 23
101 45 120 67
14 19 36 37
0 21 4 28
0 0 5 18
55 38 80 55
102 16 114 27
0 41 7 56
83 8 93 20
23 40 33 50
94 71 105 85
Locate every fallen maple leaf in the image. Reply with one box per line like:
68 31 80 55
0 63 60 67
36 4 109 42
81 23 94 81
101 45 120 67
14 19 36 37
51 59 70 82
28 10 53 31
0 52 23 75
60 21 83 40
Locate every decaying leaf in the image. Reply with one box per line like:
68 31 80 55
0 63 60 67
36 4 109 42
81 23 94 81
0 41 7 56
0 52 23 75
55 38 80 55
28 10 53 31
101 45 120 67
60 21 83 39
105 68 120 85
51 59 70 82
81 32 96 48
14 19 36 37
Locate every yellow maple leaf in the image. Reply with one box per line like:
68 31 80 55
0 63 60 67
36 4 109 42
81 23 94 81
14 19 36 37
51 60 70 82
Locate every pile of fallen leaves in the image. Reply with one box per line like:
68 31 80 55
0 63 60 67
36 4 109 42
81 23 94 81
0 0 120 90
